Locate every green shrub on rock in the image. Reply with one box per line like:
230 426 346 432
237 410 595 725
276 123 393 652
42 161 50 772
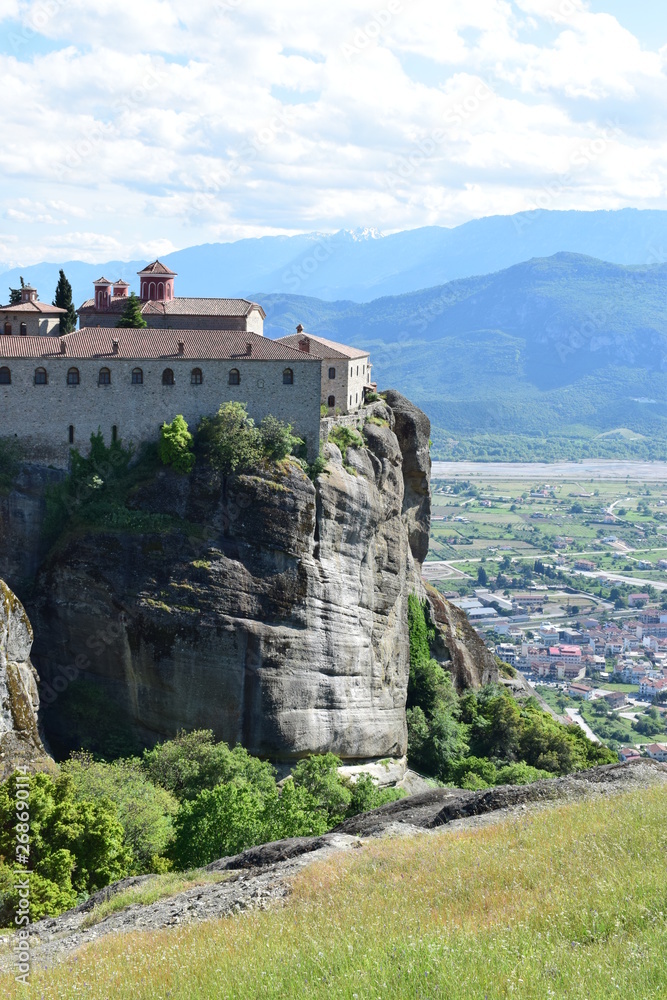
158 415 195 474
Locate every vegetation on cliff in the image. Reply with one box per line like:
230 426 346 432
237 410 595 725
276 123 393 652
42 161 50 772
406 594 617 786
4 786 666 998
0 734 402 923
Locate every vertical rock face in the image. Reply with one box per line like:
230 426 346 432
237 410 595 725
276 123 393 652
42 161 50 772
30 397 433 762
0 579 49 779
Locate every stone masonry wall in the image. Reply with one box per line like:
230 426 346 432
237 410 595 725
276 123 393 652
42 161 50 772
0 315 61 337
0 357 322 466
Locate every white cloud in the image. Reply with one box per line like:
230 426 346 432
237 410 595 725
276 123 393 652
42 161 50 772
1 0 667 263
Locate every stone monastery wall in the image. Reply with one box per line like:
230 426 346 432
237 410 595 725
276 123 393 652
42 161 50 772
0 357 322 467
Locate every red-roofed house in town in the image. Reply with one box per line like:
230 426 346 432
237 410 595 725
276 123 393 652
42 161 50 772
619 747 641 762
645 743 667 762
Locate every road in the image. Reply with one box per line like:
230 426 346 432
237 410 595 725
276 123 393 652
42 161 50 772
576 568 667 592
565 707 600 743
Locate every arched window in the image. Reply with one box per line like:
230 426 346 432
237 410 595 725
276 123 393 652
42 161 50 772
0 367 10 385
191 368 203 385
98 367 111 385
19 323 27 336
158 281 164 299
34 367 47 385
67 367 80 385
162 368 175 385
132 368 143 384
149 281 156 299
327 395 335 408
282 368 293 385
3 322 11 336
328 367 336 380
228 368 240 385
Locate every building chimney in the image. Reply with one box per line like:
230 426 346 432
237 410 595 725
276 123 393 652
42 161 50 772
296 324 303 333
177 341 184 354
112 340 119 354
246 343 252 355
60 340 67 354
298 337 310 353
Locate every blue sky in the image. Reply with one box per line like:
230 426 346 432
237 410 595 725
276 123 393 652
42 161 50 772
1 0 666 266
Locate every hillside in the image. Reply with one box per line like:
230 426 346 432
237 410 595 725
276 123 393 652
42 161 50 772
6 207 667 306
260 253 667 459
2 767 665 998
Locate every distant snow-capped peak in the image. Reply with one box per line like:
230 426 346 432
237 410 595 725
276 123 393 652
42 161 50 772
341 227 385 241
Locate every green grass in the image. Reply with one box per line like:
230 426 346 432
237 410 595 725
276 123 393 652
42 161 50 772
4 788 667 998
599 683 639 694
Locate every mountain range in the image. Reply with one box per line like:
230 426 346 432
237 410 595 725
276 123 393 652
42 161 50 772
5 208 667 307
260 252 667 459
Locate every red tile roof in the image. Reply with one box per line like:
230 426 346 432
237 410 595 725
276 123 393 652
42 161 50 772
78 296 266 318
0 301 66 315
276 331 368 360
138 260 177 276
0 328 320 362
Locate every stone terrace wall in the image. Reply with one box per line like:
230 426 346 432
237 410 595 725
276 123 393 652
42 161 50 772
0 357 322 466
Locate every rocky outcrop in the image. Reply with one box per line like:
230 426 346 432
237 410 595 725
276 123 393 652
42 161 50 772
426 586 498 691
30 398 432 762
0 579 50 779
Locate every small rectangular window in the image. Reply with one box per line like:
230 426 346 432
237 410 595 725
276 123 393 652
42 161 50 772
68 425 74 444
3 323 11 336
20 323 27 336
112 425 118 443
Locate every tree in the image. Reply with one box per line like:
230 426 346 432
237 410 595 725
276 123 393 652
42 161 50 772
477 565 488 587
62 753 178 872
143 730 276 802
159 415 195 474
198 402 262 474
8 277 24 305
53 269 77 334
116 291 147 328
258 415 302 462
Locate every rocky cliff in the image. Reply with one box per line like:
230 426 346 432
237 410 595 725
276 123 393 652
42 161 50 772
0 392 496 766
0 579 50 779
27 394 438 761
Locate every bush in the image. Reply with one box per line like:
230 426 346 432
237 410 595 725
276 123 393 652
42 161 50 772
62 754 178 872
158 415 195 474
328 425 363 454
0 771 132 922
198 403 302 474
258 415 303 462
142 730 276 802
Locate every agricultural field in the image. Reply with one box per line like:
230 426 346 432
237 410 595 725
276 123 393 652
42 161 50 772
427 474 667 601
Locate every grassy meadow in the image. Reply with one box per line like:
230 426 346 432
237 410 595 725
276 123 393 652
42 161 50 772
4 786 666 999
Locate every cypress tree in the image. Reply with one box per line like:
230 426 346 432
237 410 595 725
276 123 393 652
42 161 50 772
8 277 24 305
116 292 147 328
53 269 77 333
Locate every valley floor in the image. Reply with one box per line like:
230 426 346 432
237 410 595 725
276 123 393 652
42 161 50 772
2 762 666 999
